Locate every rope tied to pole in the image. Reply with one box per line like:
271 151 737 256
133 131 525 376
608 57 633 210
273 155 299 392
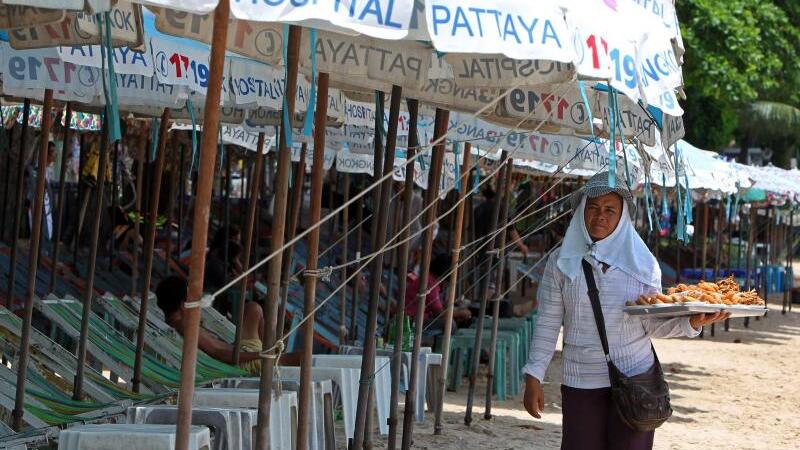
304 266 333 282
184 294 214 309
259 339 286 397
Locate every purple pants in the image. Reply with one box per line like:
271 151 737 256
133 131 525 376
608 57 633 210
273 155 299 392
561 385 655 450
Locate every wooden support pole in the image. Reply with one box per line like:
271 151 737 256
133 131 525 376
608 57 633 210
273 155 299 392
339 173 350 345
433 142 471 434
297 71 330 450
11 90 53 431
352 88 402 450
711 202 725 336
0 109 12 243
109 141 120 272
701 202 710 279
173 2 229 449
382 204 400 335
177 143 186 269
386 98 419 450
73 109 112 400
744 206 756 328
464 154 508 425
233 132 266 365
484 154 514 420
400 107 448 450
349 193 364 342
276 143 307 335
132 109 171 393
164 144 180 276
253 24 301 450
49 102 74 294
763 207 772 313
130 127 148 296
6 99 31 307
783 209 794 314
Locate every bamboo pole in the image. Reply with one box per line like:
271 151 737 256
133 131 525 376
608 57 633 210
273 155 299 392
386 98 419 450
173 3 230 449
339 173 350 345
0 111 12 243
132 109 171 393
464 155 507 426
348 88 396 449
484 153 514 420
433 142 471 434
253 24 301 450
6 99 31 307
49 102 74 294
276 143 307 335
400 107 448 450
73 110 112 400
223 146 232 282
177 143 186 268
11 90 53 431
233 132 266 365
130 127 148 296
297 71 330 450
349 194 364 342
382 204 400 336
109 141 120 272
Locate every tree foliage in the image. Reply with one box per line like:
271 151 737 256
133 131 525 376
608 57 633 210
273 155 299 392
677 0 800 158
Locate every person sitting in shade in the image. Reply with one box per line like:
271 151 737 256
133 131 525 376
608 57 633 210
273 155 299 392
156 275 300 374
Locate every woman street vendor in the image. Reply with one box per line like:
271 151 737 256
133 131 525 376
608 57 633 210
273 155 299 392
522 171 729 450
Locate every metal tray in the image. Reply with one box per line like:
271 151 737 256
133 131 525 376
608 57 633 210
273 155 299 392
624 304 767 319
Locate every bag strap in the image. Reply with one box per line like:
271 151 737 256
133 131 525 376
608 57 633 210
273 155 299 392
581 259 612 362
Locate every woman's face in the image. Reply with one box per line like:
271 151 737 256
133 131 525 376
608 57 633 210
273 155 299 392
584 192 623 241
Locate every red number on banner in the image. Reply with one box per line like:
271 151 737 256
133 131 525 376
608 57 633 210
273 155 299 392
169 53 182 77
586 35 609 70
43 57 60 82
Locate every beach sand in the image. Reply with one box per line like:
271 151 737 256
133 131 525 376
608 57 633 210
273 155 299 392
353 300 800 449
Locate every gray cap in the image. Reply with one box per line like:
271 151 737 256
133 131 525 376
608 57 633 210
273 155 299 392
570 171 636 217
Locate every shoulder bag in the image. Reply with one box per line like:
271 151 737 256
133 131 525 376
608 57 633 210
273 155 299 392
581 259 672 431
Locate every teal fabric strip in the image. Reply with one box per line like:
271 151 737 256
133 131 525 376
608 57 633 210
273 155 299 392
100 13 121 143
149 118 159 162
302 28 317 137
684 172 693 225
661 173 668 214
606 89 617 188
644 176 654 232
281 24 293 150
453 141 461 193
187 99 198 174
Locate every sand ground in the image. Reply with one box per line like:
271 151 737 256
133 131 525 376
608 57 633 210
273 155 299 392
349 299 800 449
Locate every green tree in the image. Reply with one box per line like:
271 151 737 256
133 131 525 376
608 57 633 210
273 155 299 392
677 0 800 161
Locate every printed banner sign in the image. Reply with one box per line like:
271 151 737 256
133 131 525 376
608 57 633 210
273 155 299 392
3 47 101 103
152 7 284 64
231 0 415 39
58 45 154 76
442 54 573 88
336 150 374 175
499 83 592 134
425 0 573 62
0 5 64 28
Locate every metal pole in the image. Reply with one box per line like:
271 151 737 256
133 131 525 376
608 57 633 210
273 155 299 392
464 155 507 426
433 142 471 434
233 132 266 365
173 3 229 449
253 24 301 450
11 90 53 431
49 102 74 294
73 110 112 400
276 143 307 335
132 109 171 393
352 87 403 449
744 206 756 328
296 71 330 450
784 209 794 314
387 97 420 450
6 99 31 308
130 128 148 296
484 153 514 420
339 173 350 345
701 201 710 280
400 107 448 450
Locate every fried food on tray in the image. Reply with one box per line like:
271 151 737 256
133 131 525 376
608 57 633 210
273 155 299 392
628 276 765 307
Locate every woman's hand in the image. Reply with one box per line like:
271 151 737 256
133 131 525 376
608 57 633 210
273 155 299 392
523 375 545 419
689 311 731 330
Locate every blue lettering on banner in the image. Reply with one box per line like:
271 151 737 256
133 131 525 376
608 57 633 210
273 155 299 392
639 48 679 88
431 5 562 47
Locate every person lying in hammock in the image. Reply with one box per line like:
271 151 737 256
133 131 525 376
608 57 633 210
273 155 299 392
156 276 301 374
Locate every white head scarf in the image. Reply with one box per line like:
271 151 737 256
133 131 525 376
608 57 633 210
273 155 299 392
557 196 661 288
